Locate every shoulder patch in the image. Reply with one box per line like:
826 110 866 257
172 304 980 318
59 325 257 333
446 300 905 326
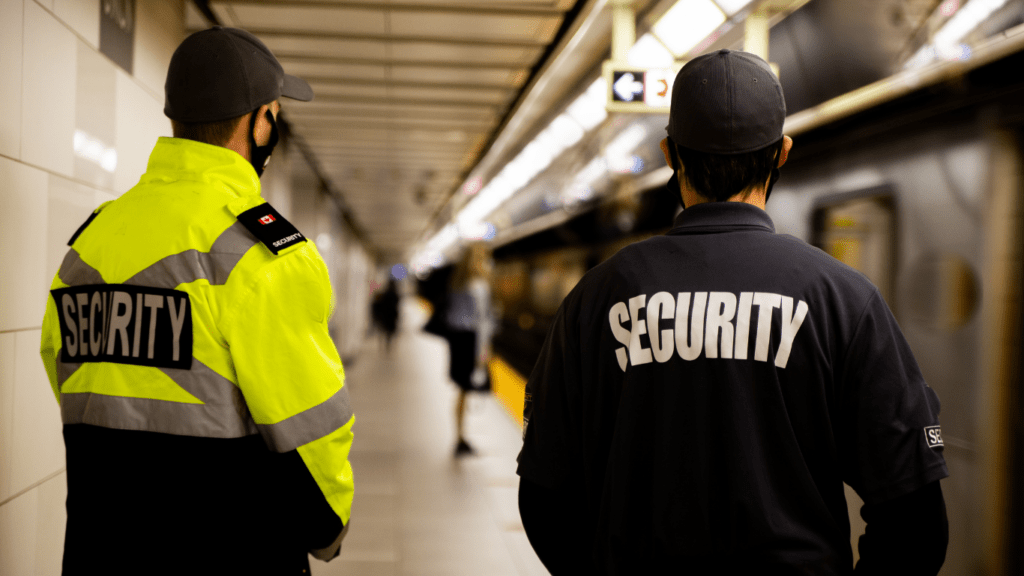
237 203 307 255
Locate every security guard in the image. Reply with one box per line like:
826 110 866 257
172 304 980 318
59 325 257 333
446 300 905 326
517 50 948 575
40 27 354 574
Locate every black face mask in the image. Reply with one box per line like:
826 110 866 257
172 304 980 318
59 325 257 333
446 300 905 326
248 108 279 178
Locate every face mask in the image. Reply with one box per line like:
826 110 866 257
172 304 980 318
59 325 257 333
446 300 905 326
247 108 279 178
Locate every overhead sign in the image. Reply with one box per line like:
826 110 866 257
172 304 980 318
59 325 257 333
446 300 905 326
603 61 680 114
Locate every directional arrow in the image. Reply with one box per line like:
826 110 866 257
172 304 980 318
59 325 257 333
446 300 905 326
613 72 644 102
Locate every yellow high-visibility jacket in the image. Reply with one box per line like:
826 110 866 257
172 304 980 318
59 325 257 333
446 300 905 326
40 137 354 569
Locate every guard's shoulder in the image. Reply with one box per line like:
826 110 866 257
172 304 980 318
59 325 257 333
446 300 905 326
67 200 115 246
235 202 307 256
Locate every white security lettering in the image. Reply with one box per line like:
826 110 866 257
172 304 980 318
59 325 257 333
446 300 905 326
734 292 753 360
106 291 133 356
272 233 303 247
89 291 104 356
705 292 737 359
752 292 781 362
61 294 79 357
76 293 90 357
647 292 675 363
132 293 144 358
675 292 706 361
609 302 631 372
775 297 808 368
166 296 188 362
143 294 164 360
628 295 653 366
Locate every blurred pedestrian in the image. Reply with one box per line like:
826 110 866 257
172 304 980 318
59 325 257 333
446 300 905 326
372 279 401 351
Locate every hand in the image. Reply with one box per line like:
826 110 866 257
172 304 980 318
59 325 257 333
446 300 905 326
471 367 487 387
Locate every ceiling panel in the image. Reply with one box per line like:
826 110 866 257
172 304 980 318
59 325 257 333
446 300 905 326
196 0 582 261
392 65 528 86
217 4 388 35
388 43 541 65
261 36 388 59
389 12 562 43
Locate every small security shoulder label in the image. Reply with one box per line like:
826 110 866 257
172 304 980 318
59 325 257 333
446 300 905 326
924 425 943 448
237 203 306 255
51 284 192 370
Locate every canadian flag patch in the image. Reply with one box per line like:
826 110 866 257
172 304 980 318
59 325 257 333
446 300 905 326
259 214 276 225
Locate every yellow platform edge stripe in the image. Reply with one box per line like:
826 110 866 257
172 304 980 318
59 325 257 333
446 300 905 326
488 355 526 428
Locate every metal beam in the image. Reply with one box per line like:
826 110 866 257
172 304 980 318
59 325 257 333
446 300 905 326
277 56 531 74
212 0 570 18
225 29 552 49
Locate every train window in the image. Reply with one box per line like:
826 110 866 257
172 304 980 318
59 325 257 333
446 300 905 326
812 195 897 305
902 253 979 332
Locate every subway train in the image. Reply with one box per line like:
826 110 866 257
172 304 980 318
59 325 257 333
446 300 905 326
476 24 1024 576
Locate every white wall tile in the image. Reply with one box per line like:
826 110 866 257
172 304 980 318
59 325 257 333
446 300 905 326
54 0 99 48
0 0 24 160
134 0 186 99
34 471 67 575
0 487 38 576
0 157 49 331
114 70 171 193
22 0 76 177
74 39 117 190
0 333 15 503
47 175 99 281
10 330 65 496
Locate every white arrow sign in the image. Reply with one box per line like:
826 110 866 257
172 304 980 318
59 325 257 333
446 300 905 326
613 72 644 102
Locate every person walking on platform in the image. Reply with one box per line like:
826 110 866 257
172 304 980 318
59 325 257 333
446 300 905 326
517 49 948 575
372 279 401 352
40 27 354 575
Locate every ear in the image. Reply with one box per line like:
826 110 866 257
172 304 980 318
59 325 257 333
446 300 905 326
659 138 674 167
777 135 793 168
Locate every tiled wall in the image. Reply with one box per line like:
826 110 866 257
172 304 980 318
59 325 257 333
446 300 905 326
0 1 373 572
0 1 186 572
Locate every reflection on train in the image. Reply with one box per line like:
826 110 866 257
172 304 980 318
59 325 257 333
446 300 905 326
471 39 1024 576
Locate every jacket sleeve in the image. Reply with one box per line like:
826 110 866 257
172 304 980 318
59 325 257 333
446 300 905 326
854 480 948 575
40 273 68 404
223 244 354 560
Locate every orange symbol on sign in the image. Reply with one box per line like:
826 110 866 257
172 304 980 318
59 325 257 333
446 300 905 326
657 79 669 97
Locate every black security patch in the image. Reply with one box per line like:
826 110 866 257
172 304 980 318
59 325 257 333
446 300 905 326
51 284 193 370
237 203 306 255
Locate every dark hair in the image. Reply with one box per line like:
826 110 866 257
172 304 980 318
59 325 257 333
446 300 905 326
171 114 247 146
673 138 783 202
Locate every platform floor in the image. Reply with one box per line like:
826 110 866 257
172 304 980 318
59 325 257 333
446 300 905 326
313 297 548 576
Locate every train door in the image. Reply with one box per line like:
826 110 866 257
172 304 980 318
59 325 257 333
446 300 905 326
811 190 897 564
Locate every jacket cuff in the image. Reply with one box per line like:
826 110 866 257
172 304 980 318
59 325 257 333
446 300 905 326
310 521 349 562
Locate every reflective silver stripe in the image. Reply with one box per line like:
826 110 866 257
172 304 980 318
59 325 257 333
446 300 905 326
159 361 242 406
61 391 258 438
256 385 354 453
57 249 104 286
59 359 257 437
56 361 82 388
125 221 257 288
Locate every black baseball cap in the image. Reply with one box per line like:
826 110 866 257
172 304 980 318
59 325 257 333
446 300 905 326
667 49 785 154
164 26 314 123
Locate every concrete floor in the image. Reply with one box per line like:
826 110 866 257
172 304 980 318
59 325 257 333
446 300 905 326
313 298 548 576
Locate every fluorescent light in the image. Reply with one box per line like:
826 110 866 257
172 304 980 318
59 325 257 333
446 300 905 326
934 0 1008 49
566 77 608 131
628 33 674 67
653 0 726 57
73 129 118 173
714 0 753 16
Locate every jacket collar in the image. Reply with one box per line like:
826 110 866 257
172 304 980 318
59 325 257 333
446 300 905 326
666 202 776 236
140 137 261 199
